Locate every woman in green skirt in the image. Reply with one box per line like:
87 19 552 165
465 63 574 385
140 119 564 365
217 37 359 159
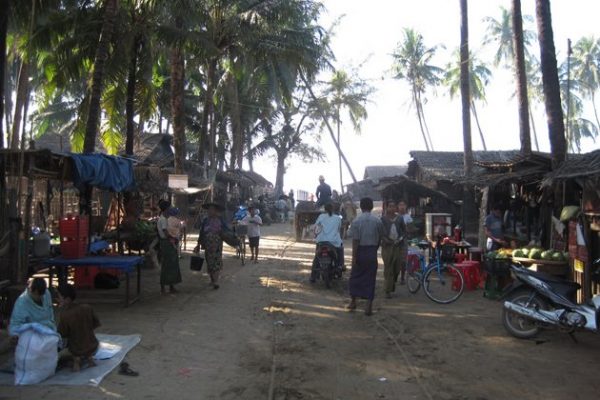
157 200 182 294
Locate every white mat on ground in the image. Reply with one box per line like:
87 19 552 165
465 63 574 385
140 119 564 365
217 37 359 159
0 334 141 387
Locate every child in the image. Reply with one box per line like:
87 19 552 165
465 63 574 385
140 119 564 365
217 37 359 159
166 207 182 248
244 206 263 263
57 284 100 372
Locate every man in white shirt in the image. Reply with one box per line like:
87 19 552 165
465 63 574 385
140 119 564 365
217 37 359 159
243 206 263 263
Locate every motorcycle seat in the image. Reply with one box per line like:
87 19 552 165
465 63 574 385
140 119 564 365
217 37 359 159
521 268 581 299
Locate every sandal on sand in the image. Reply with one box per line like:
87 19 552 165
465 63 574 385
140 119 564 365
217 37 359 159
119 362 139 377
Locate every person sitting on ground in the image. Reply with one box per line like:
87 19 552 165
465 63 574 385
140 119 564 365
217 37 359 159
57 284 100 372
9 277 56 338
243 205 263 263
310 202 343 283
315 175 332 208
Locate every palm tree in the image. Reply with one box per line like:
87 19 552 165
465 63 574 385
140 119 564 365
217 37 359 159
392 28 442 151
535 0 566 168
560 58 599 152
484 4 536 154
0 0 8 149
252 99 324 196
512 0 532 154
460 0 473 176
83 0 119 154
444 50 491 150
320 69 372 192
571 36 600 129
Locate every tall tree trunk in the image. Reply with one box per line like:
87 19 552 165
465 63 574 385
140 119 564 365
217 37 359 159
0 0 7 149
460 0 473 177
513 0 532 155
11 61 28 150
199 59 216 170
300 72 358 183
170 35 185 175
83 0 119 154
591 91 600 130
535 0 566 168
471 102 487 150
125 35 139 156
417 91 435 150
413 88 430 151
227 63 243 170
529 109 541 151
274 149 286 197
337 108 343 193
246 137 254 171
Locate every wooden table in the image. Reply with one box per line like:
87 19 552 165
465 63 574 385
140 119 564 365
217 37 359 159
44 255 143 307
512 257 569 277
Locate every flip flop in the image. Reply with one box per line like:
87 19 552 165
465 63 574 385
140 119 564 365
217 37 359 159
119 362 139 377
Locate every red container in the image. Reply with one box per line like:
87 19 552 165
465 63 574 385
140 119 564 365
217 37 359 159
454 253 467 263
61 238 88 259
452 262 482 291
59 215 89 239
59 215 89 259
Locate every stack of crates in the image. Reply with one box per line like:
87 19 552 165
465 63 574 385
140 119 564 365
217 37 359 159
59 215 89 259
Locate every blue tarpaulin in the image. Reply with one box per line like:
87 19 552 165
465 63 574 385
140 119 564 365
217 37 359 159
70 154 135 192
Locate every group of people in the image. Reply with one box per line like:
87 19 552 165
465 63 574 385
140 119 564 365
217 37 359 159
311 176 414 316
9 278 101 372
346 198 412 315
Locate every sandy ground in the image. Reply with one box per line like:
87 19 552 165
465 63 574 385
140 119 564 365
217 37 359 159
2 222 600 400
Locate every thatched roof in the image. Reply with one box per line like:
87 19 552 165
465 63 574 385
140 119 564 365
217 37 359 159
542 150 600 186
363 165 407 183
375 175 455 202
407 150 552 183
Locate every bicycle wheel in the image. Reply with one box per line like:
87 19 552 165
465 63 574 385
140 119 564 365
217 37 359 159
239 239 246 265
422 263 464 304
406 256 421 294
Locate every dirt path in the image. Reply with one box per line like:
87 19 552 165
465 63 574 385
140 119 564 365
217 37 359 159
3 223 600 399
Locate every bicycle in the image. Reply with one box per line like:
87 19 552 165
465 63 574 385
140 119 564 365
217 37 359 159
233 224 247 265
406 243 465 304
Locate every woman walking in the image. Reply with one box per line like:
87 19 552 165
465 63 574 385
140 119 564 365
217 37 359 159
194 202 228 289
157 200 182 294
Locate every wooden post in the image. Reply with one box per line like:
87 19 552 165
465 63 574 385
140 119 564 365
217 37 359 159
478 187 489 250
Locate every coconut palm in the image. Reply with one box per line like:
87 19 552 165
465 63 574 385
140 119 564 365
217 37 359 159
535 0 566 168
444 50 491 150
83 0 120 154
460 0 473 176
484 4 536 154
571 36 600 129
560 58 599 152
319 69 372 192
512 0 532 154
392 28 442 151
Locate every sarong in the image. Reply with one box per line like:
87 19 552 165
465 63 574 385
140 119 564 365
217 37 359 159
204 232 223 273
349 245 379 300
160 238 182 286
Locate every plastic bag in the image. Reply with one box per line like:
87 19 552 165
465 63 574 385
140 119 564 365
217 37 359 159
14 323 60 385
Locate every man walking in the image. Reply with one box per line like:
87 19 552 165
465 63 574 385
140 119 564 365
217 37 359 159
348 197 385 316
381 201 407 298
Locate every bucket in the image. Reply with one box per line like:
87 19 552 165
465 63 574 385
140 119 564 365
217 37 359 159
190 255 204 271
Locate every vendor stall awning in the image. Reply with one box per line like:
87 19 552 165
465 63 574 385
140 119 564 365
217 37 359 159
70 154 135 192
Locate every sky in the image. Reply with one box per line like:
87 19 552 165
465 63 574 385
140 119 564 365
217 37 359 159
252 0 600 197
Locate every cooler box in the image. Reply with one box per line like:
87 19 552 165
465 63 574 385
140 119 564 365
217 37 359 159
59 215 89 259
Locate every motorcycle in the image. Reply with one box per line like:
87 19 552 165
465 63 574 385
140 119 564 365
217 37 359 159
314 242 343 288
502 259 600 339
